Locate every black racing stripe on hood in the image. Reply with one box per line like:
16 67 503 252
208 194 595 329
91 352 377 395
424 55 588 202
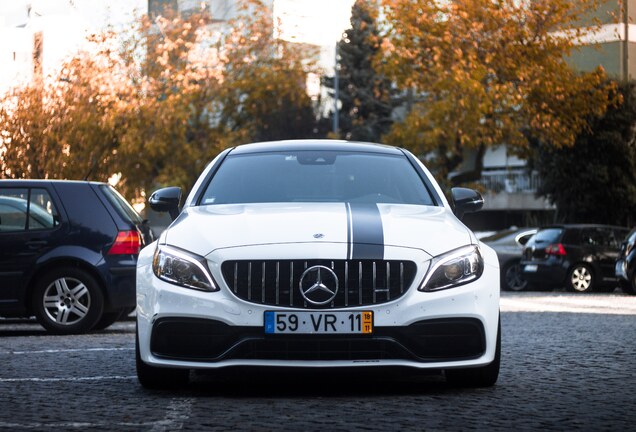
349 202 384 259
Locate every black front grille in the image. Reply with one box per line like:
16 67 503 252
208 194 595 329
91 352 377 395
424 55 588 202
221 260 417 308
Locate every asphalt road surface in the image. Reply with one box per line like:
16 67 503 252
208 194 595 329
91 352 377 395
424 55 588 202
0 291 635 431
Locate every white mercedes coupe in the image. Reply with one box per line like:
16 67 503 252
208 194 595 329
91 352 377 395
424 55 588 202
136 140 500 388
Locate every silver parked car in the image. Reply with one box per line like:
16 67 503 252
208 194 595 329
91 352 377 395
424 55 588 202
481 227 537 291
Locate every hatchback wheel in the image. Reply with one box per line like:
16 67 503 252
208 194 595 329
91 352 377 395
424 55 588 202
502 261 527 291
567 264 594 293
33 268 104 334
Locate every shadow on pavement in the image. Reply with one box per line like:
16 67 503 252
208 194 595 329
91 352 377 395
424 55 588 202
169 367 473 397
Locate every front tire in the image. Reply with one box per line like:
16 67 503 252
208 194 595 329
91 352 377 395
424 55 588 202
136 327 189 389
502 261 527 291
32 267 104 334
445 318 501 387
567 264 594 293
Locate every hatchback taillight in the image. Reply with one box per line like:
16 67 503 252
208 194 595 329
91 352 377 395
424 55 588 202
108 230 141 255
545 243 566 256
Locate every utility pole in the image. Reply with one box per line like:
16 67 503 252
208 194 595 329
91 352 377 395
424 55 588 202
333 43 339 135
624 0 629 81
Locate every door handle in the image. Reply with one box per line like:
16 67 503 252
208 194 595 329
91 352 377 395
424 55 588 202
25 240 48 249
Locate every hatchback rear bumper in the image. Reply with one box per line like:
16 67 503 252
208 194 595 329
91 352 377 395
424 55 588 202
520 260 567 286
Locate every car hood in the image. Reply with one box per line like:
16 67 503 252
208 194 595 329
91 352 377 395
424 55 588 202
163 203 472 259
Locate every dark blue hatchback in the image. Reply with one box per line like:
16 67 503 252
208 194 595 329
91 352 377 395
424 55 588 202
0 180 153 334
521 224 628 293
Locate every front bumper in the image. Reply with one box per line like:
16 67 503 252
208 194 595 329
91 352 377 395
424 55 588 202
136 244 500 370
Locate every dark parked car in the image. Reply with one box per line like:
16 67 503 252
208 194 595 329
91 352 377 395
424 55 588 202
521 224 628 293
616 228 636 295
481 227 537 291
0 180 153 334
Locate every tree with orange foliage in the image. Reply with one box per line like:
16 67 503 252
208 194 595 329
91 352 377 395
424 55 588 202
0 32 133 183
379 0 617 184
0 0 318 199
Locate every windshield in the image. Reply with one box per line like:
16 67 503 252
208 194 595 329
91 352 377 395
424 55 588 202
200 151 436 206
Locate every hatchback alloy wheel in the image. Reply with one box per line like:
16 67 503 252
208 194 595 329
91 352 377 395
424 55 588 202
43 277 91 325
503 262 527 291
568 264 594 293
33 267 104 334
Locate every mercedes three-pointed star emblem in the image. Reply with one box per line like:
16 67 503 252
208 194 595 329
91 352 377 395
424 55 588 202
299 265 339 305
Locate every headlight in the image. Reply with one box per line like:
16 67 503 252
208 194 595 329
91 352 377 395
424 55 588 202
152 245 218 291
419 245 484 292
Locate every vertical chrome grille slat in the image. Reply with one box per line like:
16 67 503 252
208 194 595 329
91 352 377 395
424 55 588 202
358 261 362 305
289 261 294 306
331 261 335 308
372 261 377 304
261 262 266 303
275 261 280 305
222 259 415 308
386 261 391 301
247 262 252 301
344 261 349 307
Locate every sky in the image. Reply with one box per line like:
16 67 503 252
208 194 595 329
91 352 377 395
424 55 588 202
0 0 355 46
0 0 146 29
0 0 355 84
274 0 355 46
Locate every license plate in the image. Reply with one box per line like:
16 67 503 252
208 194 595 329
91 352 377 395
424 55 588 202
524 264 538 272
264 311 373 334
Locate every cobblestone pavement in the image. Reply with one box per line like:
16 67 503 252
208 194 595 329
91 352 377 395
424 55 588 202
0 292 634 431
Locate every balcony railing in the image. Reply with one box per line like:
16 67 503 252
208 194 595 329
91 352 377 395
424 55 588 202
478 170 540 193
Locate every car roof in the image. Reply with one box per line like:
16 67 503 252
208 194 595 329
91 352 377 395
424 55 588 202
0 179 108 187
539 224 628 230
228 139 404 156
480 227 537 243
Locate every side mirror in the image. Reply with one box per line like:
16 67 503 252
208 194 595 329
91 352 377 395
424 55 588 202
451 187 484 220
148 187 182 221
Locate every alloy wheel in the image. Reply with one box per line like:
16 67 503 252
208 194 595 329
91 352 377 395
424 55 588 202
42 277 91 326
504 263 527 291
570 266 592 292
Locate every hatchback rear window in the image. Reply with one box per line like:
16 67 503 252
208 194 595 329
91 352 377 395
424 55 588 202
99 185 143 224
531 228 563 244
